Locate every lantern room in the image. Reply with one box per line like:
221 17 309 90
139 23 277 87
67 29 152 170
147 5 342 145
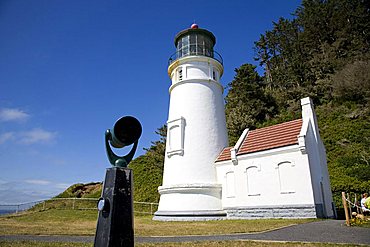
169 24 222 65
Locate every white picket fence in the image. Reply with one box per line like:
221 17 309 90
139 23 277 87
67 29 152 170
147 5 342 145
0 198 158 215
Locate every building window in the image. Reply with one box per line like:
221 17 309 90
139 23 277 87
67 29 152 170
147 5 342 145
212 70 216 80
178 69 183 81
166 117 185 157
246 166 260 196
179 36 189 57
277 161 295 194
225 171 235 198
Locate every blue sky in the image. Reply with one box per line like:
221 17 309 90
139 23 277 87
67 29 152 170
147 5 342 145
0 0 301 203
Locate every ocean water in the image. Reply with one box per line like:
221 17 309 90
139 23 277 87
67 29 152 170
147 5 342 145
0 209 16 215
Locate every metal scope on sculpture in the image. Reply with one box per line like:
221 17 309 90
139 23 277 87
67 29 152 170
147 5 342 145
94 116 142 247
105 116 142 167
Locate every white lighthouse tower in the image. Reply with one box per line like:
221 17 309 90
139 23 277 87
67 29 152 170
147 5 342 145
154 24 228 221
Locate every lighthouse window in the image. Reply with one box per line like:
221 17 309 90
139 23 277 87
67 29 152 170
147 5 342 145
177 41 182 57
178 69 183 81
190 34 197 55
178 36 189 57
212 71 216 80
197 35 204 54
204 39 213 57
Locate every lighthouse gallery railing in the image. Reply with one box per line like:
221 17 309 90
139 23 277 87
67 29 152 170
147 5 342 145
168 49 223 66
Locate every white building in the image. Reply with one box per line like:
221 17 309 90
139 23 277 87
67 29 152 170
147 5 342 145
215 97 335 219
154 25 335 221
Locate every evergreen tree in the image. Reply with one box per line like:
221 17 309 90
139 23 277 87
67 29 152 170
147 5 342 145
143 125 167 168
129 125 166 202
254 0 370 108
225 64 276 145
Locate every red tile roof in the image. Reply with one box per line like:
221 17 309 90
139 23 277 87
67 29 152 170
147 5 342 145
215 119 303 162
215 147 232 162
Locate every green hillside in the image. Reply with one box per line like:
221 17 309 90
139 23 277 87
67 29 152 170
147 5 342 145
55 182 102 199
316 103 370 206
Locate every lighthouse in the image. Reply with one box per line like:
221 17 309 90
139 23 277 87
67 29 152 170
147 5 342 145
154 24 228 221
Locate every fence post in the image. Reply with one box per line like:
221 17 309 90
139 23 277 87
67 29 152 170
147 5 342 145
354 194 359 213
342 192 350 226
347 193 352 218
16 205 19 214
43 201 46 211
72 198 75 210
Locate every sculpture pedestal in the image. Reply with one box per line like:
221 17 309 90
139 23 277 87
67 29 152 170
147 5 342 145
94 167 134 247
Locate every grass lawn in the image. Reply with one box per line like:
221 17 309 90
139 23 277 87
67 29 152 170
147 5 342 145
0 241 90 247
0 210 96 236
0 240 365 247
356 220 370 228
0 210 366 247
135 216 316 236
0 209 316 236
137 242 366 247
363 221 370 227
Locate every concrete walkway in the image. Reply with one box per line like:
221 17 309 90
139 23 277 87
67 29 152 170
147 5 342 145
1 220 369 245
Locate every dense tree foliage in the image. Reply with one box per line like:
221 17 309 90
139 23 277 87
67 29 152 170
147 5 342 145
225 64 277 144
332 60 370 103
316 104 370 207
254 0 370 108
129 125 166 202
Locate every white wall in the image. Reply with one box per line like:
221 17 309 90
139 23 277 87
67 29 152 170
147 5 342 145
156 55 228 218
216 145 315 208
301 98 335 218
163 56 227 185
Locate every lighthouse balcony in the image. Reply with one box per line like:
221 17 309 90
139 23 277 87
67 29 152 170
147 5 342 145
168 49 223 66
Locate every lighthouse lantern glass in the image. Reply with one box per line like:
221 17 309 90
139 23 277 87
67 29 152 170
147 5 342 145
176 33 214 59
